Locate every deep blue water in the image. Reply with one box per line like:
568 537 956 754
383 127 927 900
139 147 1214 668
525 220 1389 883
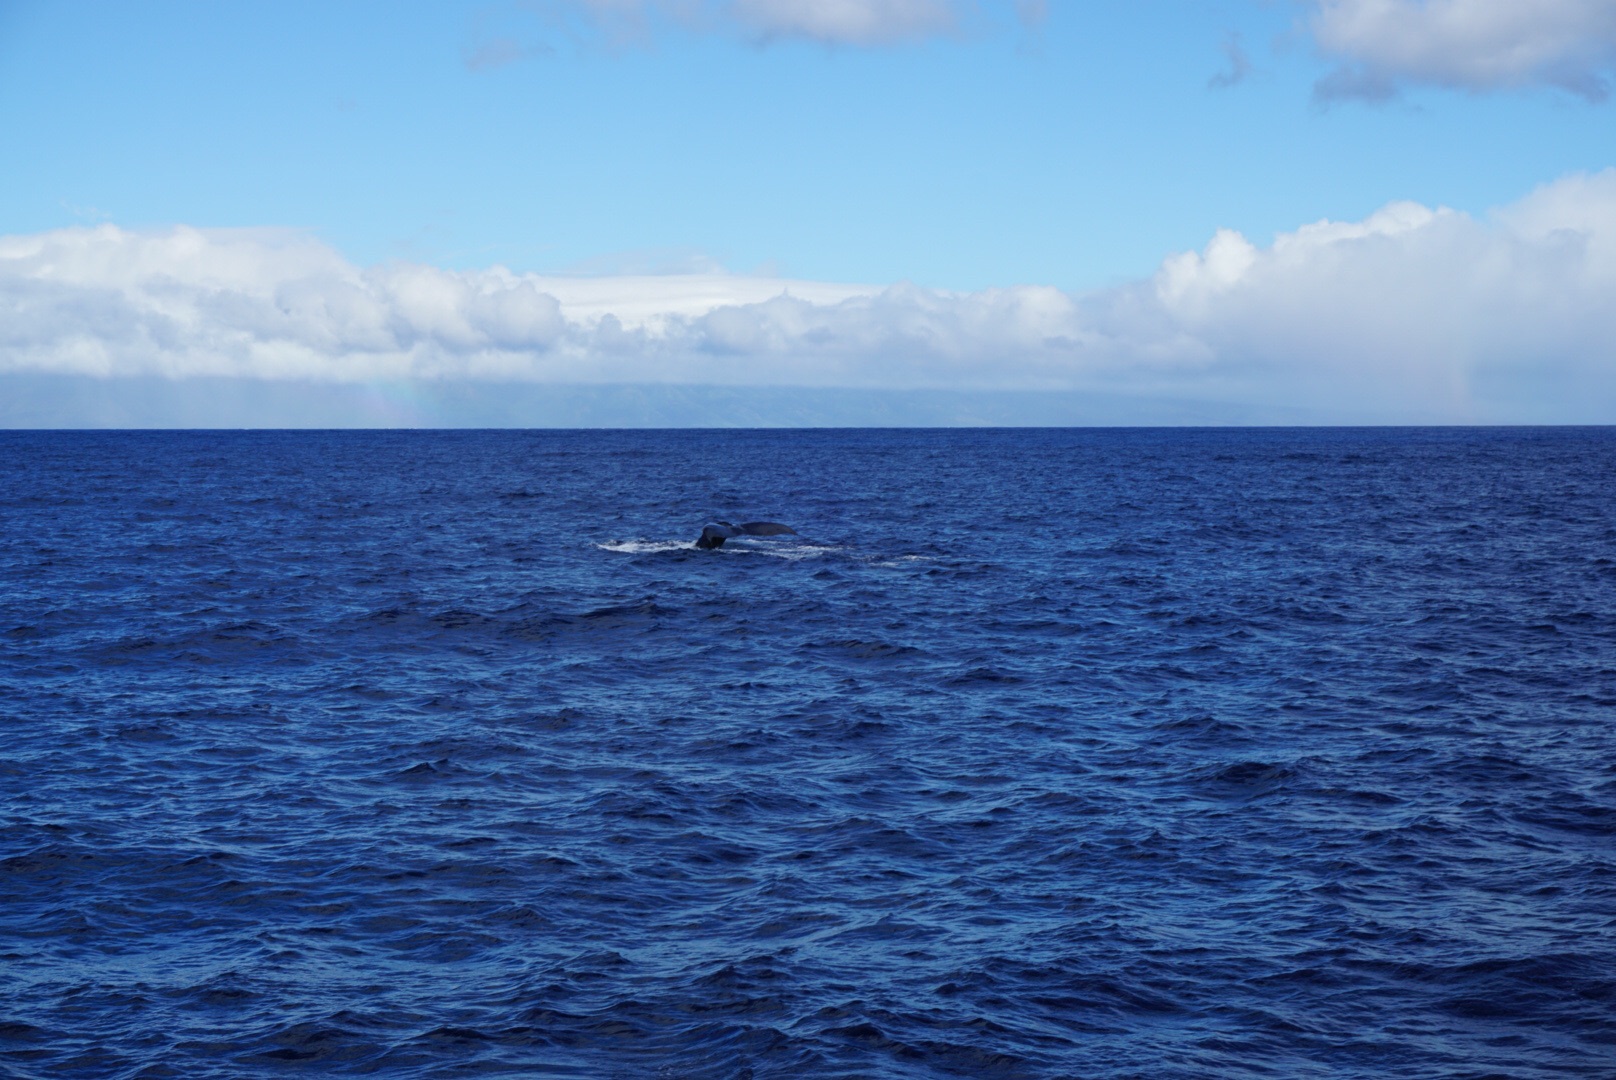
2 428 1614 1079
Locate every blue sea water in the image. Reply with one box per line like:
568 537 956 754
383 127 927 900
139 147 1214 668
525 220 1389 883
1 427 1614 1079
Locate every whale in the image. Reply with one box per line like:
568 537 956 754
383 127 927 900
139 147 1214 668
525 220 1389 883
695 521 797 550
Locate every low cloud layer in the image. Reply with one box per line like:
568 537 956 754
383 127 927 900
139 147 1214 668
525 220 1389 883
1309 0 1616 100
5 170 1616 421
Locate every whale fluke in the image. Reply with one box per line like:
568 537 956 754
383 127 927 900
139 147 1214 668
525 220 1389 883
696 521 798 550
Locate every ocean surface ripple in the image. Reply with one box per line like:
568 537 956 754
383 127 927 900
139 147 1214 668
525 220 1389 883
2 428 1614 1079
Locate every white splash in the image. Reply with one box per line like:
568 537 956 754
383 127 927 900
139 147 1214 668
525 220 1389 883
597 538 836 560
596 539 694 554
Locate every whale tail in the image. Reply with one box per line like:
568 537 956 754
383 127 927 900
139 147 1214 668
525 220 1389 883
695 521 797 550
737 521 796 537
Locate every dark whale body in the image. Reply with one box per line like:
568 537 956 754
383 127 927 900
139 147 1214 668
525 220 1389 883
696 521 797 550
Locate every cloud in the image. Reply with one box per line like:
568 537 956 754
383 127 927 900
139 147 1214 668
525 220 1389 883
1208 31 1252 90
1309 0 1616 101
729 0 959 46
463 37 553 71
5 171 1616 420
508 0 1038 50
1013 0 1045 28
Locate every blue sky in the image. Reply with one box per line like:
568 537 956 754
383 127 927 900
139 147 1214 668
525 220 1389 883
3 0 1616 425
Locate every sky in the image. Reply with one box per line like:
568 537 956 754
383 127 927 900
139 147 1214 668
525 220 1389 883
3 0 1616 426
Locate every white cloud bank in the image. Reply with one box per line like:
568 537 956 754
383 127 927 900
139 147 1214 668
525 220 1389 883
5 170 1616 421
1309 0 1616 100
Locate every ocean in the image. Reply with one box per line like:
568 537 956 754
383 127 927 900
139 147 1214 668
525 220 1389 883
2 427 1613 1078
